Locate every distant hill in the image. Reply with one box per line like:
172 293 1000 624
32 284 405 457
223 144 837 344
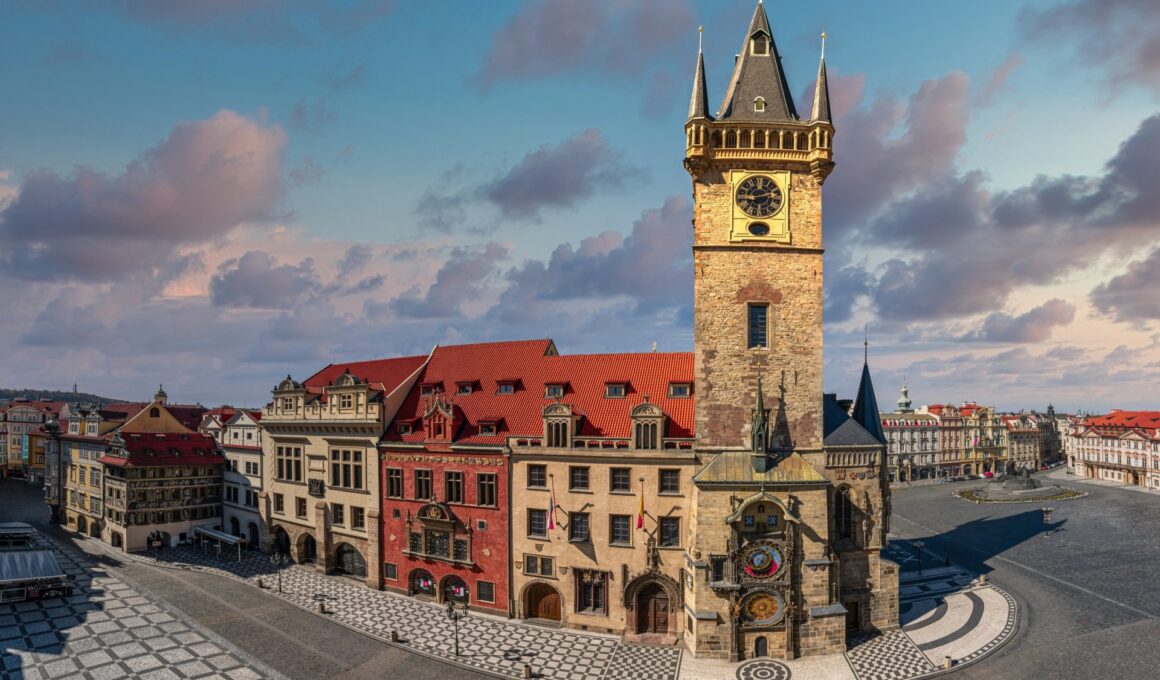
0 388 126 407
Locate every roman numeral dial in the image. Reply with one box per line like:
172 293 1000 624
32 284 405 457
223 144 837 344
735 175 783 218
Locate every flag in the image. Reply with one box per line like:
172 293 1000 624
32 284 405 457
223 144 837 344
548 487 556 530
636 492 645 530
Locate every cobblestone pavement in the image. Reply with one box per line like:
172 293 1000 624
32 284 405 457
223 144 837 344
112 544 681 680
0 536 285 680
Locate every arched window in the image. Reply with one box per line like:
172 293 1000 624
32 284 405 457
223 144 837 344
751 34 769 55
725 130 737 148
835 486 854 540
754 97 766 113
635 422 658 449
547 420 569 448
739 130 751 147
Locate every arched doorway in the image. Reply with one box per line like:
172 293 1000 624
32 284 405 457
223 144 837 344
76 516 87 534
635 582 670 634
524 582 561 622
410 569 436 599
247 522 260 549
111 532 123 549
754 636 768 657
441 575 468 604
333 543 367 578
297 533 317 563
274 527 291 555
89 522 101 538
230 517 240 536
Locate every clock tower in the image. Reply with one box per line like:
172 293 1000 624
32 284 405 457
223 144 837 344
683 1 897 662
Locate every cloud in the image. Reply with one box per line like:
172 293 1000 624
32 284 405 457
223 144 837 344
288 98 336 133
479 0 693 87
0 110 285 283
1023 0 1160 93
484 129 639 221
210 250 320 309
390 243 510 319
289 157 325 187
976 53 1024 105
1090 247 1160 321
963 299 1076 342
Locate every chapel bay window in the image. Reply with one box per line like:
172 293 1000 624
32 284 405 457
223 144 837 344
406 504 469 563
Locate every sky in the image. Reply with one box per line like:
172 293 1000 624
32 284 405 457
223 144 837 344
1 0 1158 413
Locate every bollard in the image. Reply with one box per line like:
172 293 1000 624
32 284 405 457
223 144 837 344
318 602 326 614
944 656 952 669
390 630 400 643
979 574 987 584
523 663 533 679
257 577 264 589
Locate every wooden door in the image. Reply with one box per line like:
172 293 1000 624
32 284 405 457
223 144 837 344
636 584 669 634
845 600 861 631
528 584 561 621
651 592 669 632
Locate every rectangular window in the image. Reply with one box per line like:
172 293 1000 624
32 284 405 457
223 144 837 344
477 580 495 603
415 469 432 500
610 515 631 545
528 509 548 538
659 469 681 495
245 461 259 476
497 383 515 395
384 563 398 581
605 383 626 398
748 303 769 349
295 497 307 518
659 517 680 547
444 471 464 504
524 555 554 577
330 449 364 490
351 507 365 530
668 383 691 398
610 467 631 492
276 445 303 482
479 422 497 436
569 466 589 491
339 394 353 409
575 572 607 615
456 383 472 395
387 468 403 498
331 503 344 525
477 473 497 507
545 384 564 398
273 493 284 513
527 464 547 489
569 512 590 542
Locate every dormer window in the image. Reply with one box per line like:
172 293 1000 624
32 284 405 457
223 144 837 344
456 382 473 395
281 397 294 410
754 97 765 113
398 422 413 435
751 34 769 55
545 384 565 399
669 383 692 398
479 421 498 436
497 381 517 395
420 383 442 397
339 394 353 409
605 383 627 399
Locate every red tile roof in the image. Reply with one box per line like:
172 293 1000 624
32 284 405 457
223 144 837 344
165 405 208 431
304 354 429 401
383 339 694 447
1084 410 1160 431
98 432 224 468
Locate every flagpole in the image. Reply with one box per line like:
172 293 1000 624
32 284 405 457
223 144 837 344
637 477 645 530
548 474 556 531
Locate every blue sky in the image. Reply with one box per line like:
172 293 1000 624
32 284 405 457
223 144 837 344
1 0 1158 412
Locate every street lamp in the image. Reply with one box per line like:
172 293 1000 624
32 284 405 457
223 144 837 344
270 552 291 592
913 540 925 575
446 599 469 656
1041 507 1054 537
149 530 164 561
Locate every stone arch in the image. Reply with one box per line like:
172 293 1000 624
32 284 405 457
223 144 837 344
409 568 436 598
76 515 88 534
521 580 562 622
622 571 682 612
440 574 469 603
89 521 101 538
295 530 318 564
272 526 291 555
333 542 366 577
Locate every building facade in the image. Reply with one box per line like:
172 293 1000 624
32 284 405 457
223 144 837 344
202 409 265 547
260 356 427 588
681 3 896 661
1068 411 1160 489
1 400 68 484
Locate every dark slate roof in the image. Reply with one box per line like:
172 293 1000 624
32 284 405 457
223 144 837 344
811 55 831 122
851 360 887 444
688 49 713 121
823 393 850 438
717 1 798 122
823 393 880 447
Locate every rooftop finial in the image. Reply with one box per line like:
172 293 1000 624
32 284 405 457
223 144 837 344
698 25 703 53
863 325 869 364
652 340 657 353
821 31 826 59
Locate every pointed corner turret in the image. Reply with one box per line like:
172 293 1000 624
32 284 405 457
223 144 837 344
851 343 886 445
811 33 832 123
716 0 798 122
688 34 713 122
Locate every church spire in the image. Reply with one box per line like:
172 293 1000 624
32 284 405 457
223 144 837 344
688 26 713 121
717 0 798 122
811 33 832 123
851 343 886 444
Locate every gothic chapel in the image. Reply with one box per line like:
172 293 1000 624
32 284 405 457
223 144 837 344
682 1 898 660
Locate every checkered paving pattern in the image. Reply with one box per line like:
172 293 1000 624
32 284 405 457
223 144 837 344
944 586 1017 667
117 544 681 680
845 631 936 680
0 537 283 680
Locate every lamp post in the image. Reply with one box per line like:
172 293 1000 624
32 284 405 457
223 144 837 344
446 599 469 656
913 540 925 575
1041 507 1054 537
271 552 291 592
149 530 163 561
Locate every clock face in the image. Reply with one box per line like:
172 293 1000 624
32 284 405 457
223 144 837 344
735 175 783 218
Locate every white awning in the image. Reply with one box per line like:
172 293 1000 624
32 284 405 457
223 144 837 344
193 526 245 545
0 550 66 585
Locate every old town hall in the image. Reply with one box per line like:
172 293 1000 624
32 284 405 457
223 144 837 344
255 0 896 663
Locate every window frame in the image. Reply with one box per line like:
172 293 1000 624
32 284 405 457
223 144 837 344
569 512 590 543
568 466 590 492
659 516 680 547
748 302 770 349
527 508 548 538
610 467 631 493
658 469 681 495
